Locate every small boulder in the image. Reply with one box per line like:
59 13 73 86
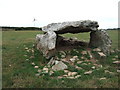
64 70 69 73
112 61 120 64
31 62 35 65
34 66 39 68
117 70 120 73
71 72 78 76
84 71 92 75
93 48 101 52
43 67 49 71
98 52 106 57
81 51 87 55
37 69 42 73
75 75 81 78
52 61 68 71
49 70 54 75
70 58 76 62
99 77 106 80
77 61 83 64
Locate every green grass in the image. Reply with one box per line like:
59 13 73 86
62 30 118 49
2 30 119 88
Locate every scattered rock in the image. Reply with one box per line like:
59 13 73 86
38 69 42 73
64 70 69 73
55 60 59 65
81 57 85 59
61 58 69 63
84 71 92 75
35 73 40 76
105 70 114 74
75 75 81 78
43 67 49 71
31 62 35 65
115 49 120 52
93 48 101 52
26 50 30 52
114 55 118 58
32 44 35 47
25 47 28 50
63 75 68 77
71 72 78 76
49 70 54 75
87 51 93 59
52 61 68 71
68 72 78 76
99 77 106 80
97 65 103 68
30 56 34 59
117 70 120 73
9 65 11 67
77 61 83 64
70 58 76 62
68 72 72 76
112 61 120 64
31 49 34 53
73 56 78 59
75 50 79 53
91 66 95 69
75 65 82 70
112 58 116 60
47 57 55 66
26 58 29 61
81 51 87 55
24 55 27 57
60 51 66 55
58 76 63 79
66 77 75 79
82 63 88 65
110 50 115 53
34 66 39 68
61 55 65 58
98 52 106 57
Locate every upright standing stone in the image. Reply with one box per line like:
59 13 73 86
36 31 56 55
89 30 112 55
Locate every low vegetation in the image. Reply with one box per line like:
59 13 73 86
2 30 119 88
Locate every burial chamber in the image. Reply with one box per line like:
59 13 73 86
36 20 112 58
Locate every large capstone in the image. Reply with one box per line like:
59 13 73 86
42 20 99 34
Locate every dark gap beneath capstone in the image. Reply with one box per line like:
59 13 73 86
55 35 89 51
46 34 89 59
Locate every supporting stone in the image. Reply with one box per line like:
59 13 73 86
89 29 112 55
36 31 56 55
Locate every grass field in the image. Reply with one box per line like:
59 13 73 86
2 30 119 88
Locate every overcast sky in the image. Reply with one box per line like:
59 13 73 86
0 0 119 29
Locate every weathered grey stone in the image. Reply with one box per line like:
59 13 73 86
36 31 56 55
98 52 106 57
89 30 112 55
36 20 111 59
42 20 99 34
84 71 92 75
52 61 68 71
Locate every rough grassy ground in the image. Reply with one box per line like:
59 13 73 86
2 30 119 88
